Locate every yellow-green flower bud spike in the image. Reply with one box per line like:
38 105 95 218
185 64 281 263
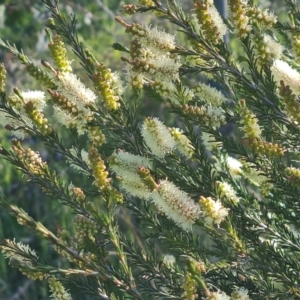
285 167 300 188
187 258 206 275
181 273 198 300
93 63 123 110
24 102 52 135
138 0 154 5
181 104 226 129
12 139 47 176
238 100 262 140
260 181 273 198
48 89 78 118
250 139 284 158
107 187 124 204
292 34 300 60
47 18 55 27
228 0 251 39
88 146 111 191
279 80 300 124
0 63 6 92
13 87 24 102
137 166 157 191
247 5 277 29
87 126 106 147
73 215 98 246
122 4 137 15
238 100 285 157
7 94 21 109
48 34 72 72
169 128 194 158
69 185 86 203
193 0 227 45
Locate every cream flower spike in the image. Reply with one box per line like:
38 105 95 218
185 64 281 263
271 59 300 95
151 180 201 231
141 117 176 158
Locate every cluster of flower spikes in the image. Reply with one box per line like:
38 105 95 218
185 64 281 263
0 28 109 142
109 117 229 231
0 62 52 139
228 0 279 67
44 27 98 135
48 68 97 136
228 0 277 40
1 89 51 138
109 150 203 231
116 16 182 98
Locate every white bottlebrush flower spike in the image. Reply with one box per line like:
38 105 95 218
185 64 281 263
53 101 93 135
163 254 176 267
206 290 231 300
120 178 152 200
110 151 152 200
217 181 240 205
109 151 151 178
201 105 226 129
146 56 181 81
231 287 251 300
207 4 228 38
138 24 176 53
21 90 46 110
151 180 201 231
110 71 125 96
194 82 227 106
226 156 243 177
141 117 176 157
263 35 283 59
271 59 300 95
57 72 97 106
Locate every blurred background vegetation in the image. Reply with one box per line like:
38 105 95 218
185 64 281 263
0 0 287 299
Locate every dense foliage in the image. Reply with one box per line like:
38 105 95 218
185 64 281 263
1 0 300 299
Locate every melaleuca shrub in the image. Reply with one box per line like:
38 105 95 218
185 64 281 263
0 0 300 299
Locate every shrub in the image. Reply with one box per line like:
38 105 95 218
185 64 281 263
1 0 300 299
